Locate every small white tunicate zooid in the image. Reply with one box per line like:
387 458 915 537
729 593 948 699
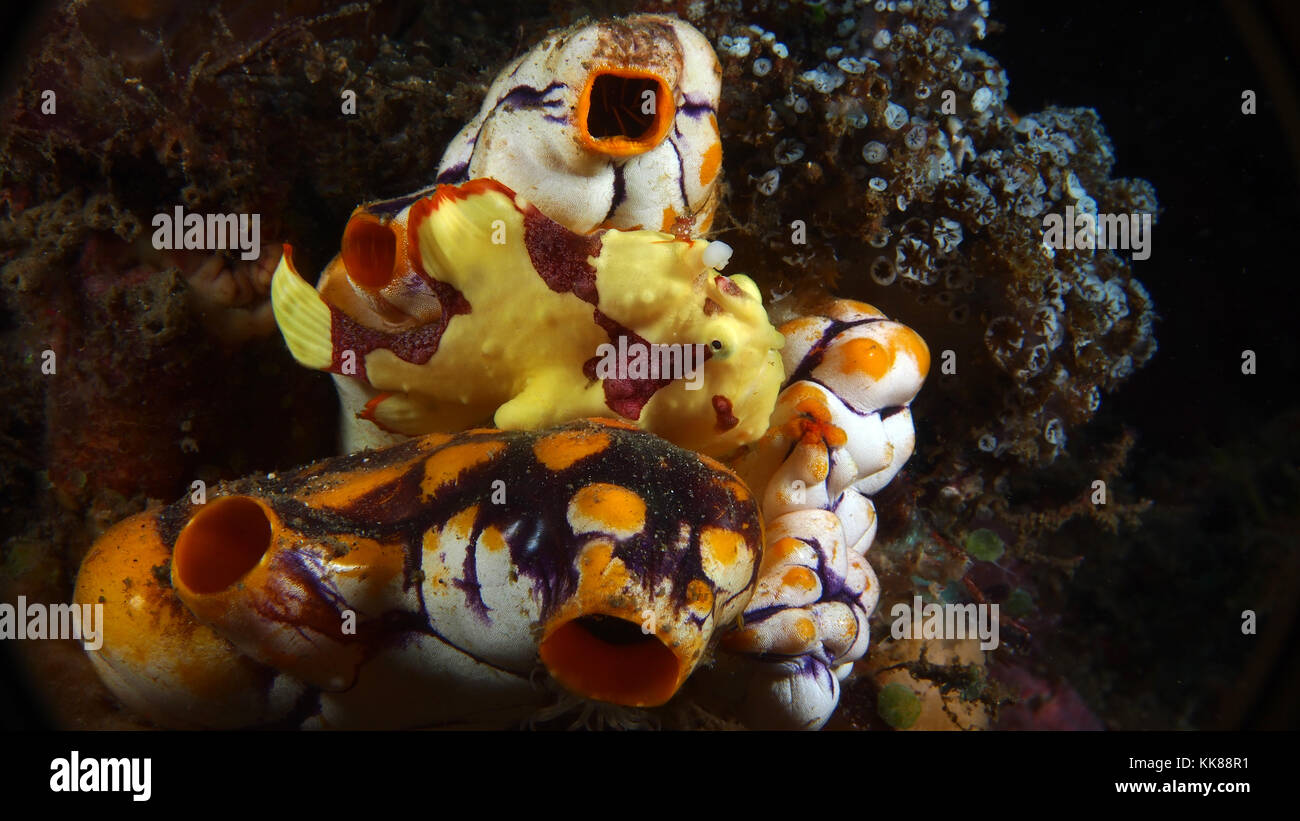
1044 418 1065 446
884 102 908 130
838 57 867 75
774 138 805 164
719 34 752 58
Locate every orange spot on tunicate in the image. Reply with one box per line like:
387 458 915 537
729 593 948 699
660 206 679 233
700 144 722 187
892 325 931 378
836 337 893 382
480 525 507 552
782 566 818 593
421 441 507 497
794 615 818 644
701 526 743 567
570 483 647 537
719 477 751 503
768 537 804 564
778 315 825 340
330 537 405 589
580 541 616 575
806 449 829 482
445 506 479 541
533 429 611 471
782 382 827 410
572 540 633 602
303 460 422 510
686 579 714 617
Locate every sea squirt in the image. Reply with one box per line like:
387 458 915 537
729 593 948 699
73 419 763 729
436 13 724 236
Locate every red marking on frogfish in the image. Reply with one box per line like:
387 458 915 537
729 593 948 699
715 275 743 297
582 313 713 420
583 314 670 420
712 395 739 431
328 310 458 381
522 204 604 304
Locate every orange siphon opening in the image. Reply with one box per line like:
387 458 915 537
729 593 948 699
173 496 272 594
539 614 681 706
576 69 674 157
341 211 399 290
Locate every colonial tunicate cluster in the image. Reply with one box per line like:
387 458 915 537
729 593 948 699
713 298 930 729
680 0 1158 469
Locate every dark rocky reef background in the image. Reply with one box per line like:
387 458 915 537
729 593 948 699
0 0 1296 730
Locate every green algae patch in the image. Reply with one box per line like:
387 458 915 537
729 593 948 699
1006 587 1034 618
877 682 922 729
965 529 1005 562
